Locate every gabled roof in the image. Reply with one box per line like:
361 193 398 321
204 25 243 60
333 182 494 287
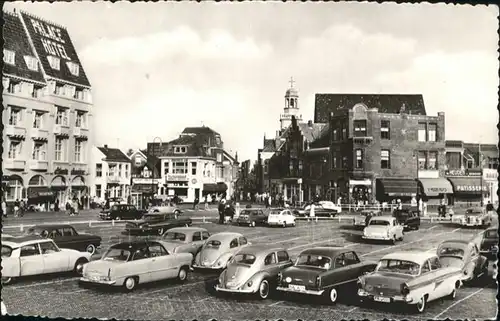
182 126 220 136
314 94 426 123
310 123 330 148
297 122 327 143
97 146 131 162
262 138 277 153
3 11 46 84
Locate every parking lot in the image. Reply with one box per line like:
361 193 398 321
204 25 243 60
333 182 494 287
2 218 497 320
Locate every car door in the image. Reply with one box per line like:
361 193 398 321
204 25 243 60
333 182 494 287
40 241 70 273
60 227 81 251
47 228 67 248
148 242 176 281
276 250 294 272
469 244 483 276
263 252 280 276
188 232 203 256
128 246 153 283
19 244 44 276
238 236 249 249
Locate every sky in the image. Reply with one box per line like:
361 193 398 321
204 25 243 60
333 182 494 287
6 2 499 162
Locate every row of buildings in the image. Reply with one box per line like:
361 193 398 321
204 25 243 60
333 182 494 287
252 81 498 208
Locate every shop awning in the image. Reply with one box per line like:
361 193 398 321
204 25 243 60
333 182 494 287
203 183 228 193
377 178 417 197
28 186 55 198
417 178 453 196
132 184 157 194
447 177 488 195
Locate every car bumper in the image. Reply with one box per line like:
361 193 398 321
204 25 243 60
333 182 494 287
357 290 412 303
192 263 223 270
276 286 324 295
215 285 255 294
79 277 116 286
267 221 285 226
362 235 391 240
354 222 366 227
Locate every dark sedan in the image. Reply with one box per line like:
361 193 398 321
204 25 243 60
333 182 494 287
122 213 192 236
25 224 102 255
99 204 146 220
393 208 421 230
236 209 267 227
480 227 499 261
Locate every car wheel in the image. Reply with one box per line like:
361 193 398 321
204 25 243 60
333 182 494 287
251 221 256 227
124 277 137 291
258 279 270 299
391 235 397 245
415 225 419 230
174 210 180 215
86 244 96 255
282 222 287 228
1 277 14 285
327 287 338 304
415 295 427 313
158 228 164 236
115 216 121 221
74 258 88 276
177 267 189 282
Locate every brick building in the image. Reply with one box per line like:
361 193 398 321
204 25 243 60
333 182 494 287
2 10 93 209
311 94 451 206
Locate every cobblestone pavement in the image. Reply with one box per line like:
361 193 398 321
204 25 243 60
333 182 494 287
2 220 497 320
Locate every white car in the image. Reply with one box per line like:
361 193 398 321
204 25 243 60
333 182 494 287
1 236 92 285
452 207 493 228
267 208 296 227
362 216 404 244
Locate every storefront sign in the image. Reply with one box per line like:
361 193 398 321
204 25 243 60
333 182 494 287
349 179 371 186
426 187 449 194
483 169 498 181
25 16 71 60
445 169 482 177
54 168 69 175
387 192 416 197
71 169 86 175
133 178 161 185
166 174 188 182
456 185 488 192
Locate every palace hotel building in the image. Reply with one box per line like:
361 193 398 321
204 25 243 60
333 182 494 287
2 10 93 208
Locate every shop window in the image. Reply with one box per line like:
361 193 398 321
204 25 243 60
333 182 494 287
381 150 391 169
96 184 102 198
353 120 367 137
428 123 437 142
418 151 427 170
418 123 427 142
428 151 437 170
355 149 363 168
381 120 390 139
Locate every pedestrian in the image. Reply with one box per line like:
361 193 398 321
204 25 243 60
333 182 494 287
54 198 59 212
486 201 494 212
13 199 20 217
204 195 209 210
193 196 199 210
218 199 225 224
2 199 7 217
66 201 72 216
19 199 25 217
310 202 316 219
365 211 373 227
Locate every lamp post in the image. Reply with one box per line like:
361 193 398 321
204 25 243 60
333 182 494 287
413 151 420 216
151 137 162 205
479 143 484 207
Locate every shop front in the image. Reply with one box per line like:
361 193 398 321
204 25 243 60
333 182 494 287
203 182 228 199
417 178 454 205
2 175 24 202
350 179 373 204
50 176 68 207
165 174 189 201
376 178 417 203
447 176 489 206
71 176 87 201
483 169 498 205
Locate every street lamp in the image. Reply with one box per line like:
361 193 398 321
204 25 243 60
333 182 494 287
151 137 162 206
413 151 420 216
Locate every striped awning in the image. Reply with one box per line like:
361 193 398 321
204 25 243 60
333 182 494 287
417 178 453 196
377 178 417 197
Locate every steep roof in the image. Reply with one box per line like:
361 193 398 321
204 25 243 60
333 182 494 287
182 126 220 136
97 146 131 162
310 123 330 148
262 138 277 153
297 122 327 143
3 11 46 83
19 11 91 87
314 93 426 123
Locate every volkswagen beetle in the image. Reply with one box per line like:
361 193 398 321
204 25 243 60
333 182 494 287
193 232 251 270
437 239 488 282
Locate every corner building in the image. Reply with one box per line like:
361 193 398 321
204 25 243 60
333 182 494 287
2 10 93 209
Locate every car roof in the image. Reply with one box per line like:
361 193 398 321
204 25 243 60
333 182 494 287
381 251 436 265
439 240 471 248
299 246 347 258
30 224 74 230
237 244 285 256
371 215 394 221
208 232 243 240
166 227 207 233
2 235 51 248
109 240 164 251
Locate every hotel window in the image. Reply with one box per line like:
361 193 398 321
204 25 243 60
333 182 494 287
381 120 390 139
96 164 102 177
191 162 197 175
75 111 86 128
418 151 427 170
125 164 129 178
381 150 391 169
47 56 60 70
418 123 427 142
8 140 22 159
4 49 15 65
428 151 438 170
74 139 83 163
333 129 338 141
33 111 43 129
342 128 347 140
173 160 188 174
331 152 337 169
164 162 170 175
24 56 38 71
118 164 122 177
9 107 22 126
428 123 437 142
56 107 69 126
74 88 84 100
54 83 66 95
174 146 187 154
7 80 21 94
66 61 80 76
353 120 367 137
342 156 348 168
65 85 76 98
96 185 102 198
32 142 46 160
355 149 363 168
55 137 65 161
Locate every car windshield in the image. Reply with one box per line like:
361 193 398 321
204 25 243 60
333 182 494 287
102 248 131 261
111 205 119 211
232 253 256 265
295 254 332 269
360 212 372 217
239 210 255 216
1 245 12 258
269 210 282 215
205 240 221 248
439 246 465 258
376 259 420 275
369 220 390 226
485 230 499 239
164 232 186 242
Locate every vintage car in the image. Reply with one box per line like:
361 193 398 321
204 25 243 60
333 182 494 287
267 208 296 227
122 212 192 236
1 236 92 285
79 240 192 291
437 239 488 282
99 204 146 220
148 205 182 214
357 251 463 313
293 201 341 217
452 207 493 228
160 227 210 258
393 208 421 230
362 216 404 244
24 224 102 255
215 245 294 299
193 232 251 270
353 210 382 228
236 209 267 227
479 227 499 261
276 247 377 303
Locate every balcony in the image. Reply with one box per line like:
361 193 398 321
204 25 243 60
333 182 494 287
53 124 70 136
52 161 70 174
5 125 27 138
107 175 121 184
31 128 49 141
71 163 88 175
29 159 49 171
73 127 89 138
352 136 373 145
4 159 26 170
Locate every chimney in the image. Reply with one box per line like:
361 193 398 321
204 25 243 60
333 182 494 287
308 120 313 128
104 144 108 149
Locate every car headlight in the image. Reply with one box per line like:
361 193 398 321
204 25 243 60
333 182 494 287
285 277 292 283
365 284 373 291
247 281 253 287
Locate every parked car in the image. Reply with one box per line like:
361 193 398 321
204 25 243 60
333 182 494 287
193 232 251 270
353 210 382 228
437 239 488 282
452 207 493 228
362 216 404 244
123 212 192 236
99 204 146 220
267 208 296 227
79 240 192 291
216 245 293 299
293 202 341 217
479 227 499 261
236 209 267 227
276 247 377 303
159 227 210 259
1 236 91 285
357 251 463 313
393 208 421 230
148 205 182 215
25 224 102 255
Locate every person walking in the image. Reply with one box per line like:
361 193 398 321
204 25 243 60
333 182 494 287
2 199 7 218
218 199 225 224
193 196 199 210
310 202 316 220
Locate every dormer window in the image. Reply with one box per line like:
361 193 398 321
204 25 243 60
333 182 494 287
174 146 187 154
3 49 15 65
66 61 79 76
24 56 38 71
47 56 60 70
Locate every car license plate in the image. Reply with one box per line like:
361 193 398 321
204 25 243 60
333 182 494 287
374 296 390 303
289 284 306 292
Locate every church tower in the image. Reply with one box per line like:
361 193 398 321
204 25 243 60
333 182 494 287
280 77 303 131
